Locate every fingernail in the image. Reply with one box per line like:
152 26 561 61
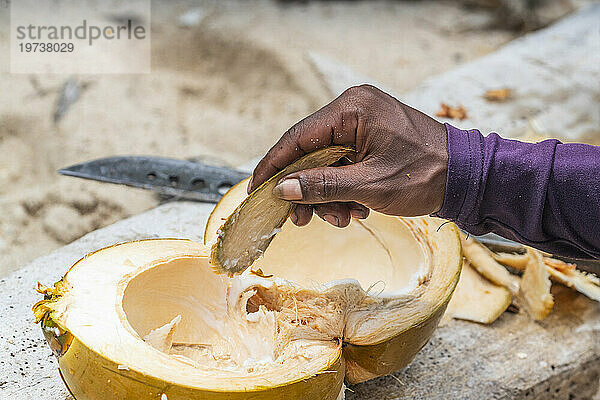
350 209 366 219
323 214 339 227
273 179 303 200
246 177 253 193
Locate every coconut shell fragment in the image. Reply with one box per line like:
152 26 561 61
546 263 600 301
450 234 599 324
445 260 512 324
519 248 554 320
460 234 520 295
210 146 354 275
493 251 600 302
492 252 529 271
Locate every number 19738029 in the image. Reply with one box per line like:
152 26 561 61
19 42 74 52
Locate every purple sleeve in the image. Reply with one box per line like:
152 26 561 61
435 123 600 259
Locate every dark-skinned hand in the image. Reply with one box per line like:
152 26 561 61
248 85 448 228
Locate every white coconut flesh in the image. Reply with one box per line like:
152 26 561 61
204 179 458 345
45 213 446 391
255 212 429 297
134 211 433 366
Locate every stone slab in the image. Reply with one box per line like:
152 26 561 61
1 200 598 400
2 4 600 400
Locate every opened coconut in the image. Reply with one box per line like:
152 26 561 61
34 151 462 399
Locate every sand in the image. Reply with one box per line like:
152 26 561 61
0 0 582 276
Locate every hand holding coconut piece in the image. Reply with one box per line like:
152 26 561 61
250 85 600 261
249 84 449 226
210 146 355 275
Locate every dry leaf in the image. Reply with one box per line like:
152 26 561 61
484 88 512 102
435 103 468 120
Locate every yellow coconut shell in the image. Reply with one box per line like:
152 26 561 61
34 240 345 400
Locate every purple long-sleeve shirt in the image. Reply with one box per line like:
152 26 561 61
435 124 600 259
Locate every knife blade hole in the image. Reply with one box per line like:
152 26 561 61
218 183 232 195
169 176 179 187
147 172 157 181
191 178 206 189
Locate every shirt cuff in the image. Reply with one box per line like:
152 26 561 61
434 123 484 223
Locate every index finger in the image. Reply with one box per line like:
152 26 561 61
249 95 359 193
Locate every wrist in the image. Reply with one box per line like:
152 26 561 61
434 123 482 221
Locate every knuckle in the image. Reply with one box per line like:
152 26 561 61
357 83 377 92
322 170 340 200
307 169 338 201
344 84 371 99
285 123 301 140
343 85 363 98
342 84 380 110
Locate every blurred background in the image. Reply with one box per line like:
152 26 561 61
0 0 596 276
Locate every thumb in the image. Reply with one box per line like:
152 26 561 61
273 164 366 204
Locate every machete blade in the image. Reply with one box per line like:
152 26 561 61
59 156 250 203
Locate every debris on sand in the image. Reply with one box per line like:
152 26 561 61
484 88 512 102
435 103 468 120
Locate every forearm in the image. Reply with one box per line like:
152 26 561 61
435 124 600 259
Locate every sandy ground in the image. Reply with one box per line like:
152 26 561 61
0 0 586 277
